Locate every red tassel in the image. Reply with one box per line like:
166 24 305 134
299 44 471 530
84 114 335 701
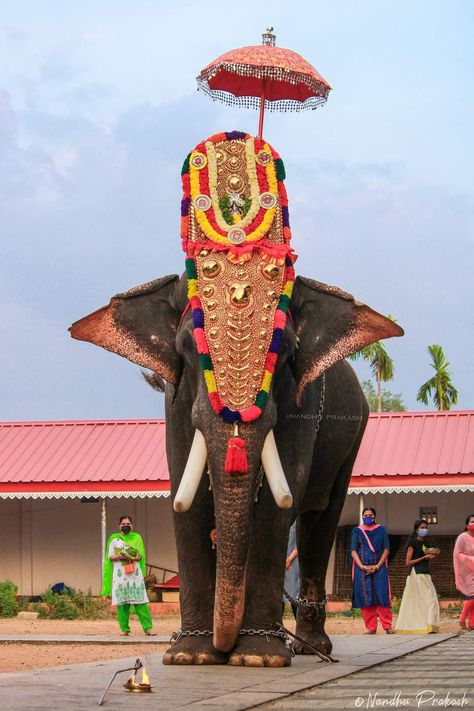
224 425 248 475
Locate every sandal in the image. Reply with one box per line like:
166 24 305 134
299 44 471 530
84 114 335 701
145 631 157 636
364 630 376 634
385 628 395 634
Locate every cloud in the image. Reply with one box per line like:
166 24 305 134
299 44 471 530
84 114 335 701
0 1 472 418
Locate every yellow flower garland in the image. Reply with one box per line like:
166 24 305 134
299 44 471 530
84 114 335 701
205 139 261 232
189 139 278 245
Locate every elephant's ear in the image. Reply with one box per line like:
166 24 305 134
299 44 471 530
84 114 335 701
291 276 404 405
69 274 181 385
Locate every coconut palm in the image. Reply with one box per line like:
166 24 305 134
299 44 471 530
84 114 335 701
348 316 396 412
417 345 458 411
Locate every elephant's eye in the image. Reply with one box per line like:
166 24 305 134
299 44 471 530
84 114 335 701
176 326 197 360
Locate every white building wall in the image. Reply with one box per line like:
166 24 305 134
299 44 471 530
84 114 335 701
1 496 177 596
327 490 474 596
3 490 473 597
340 491 474 535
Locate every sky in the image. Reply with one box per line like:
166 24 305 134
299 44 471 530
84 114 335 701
1 0 473 421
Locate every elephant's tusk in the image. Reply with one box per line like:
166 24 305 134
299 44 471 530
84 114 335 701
173 429 208 513
261 430 293 509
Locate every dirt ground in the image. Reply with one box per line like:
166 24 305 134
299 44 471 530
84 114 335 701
0 612 465 673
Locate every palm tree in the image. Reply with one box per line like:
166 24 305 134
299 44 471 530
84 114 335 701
348 316 396 412
417 345 458 411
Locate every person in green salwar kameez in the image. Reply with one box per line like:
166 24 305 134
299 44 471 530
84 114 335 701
102 515 154 635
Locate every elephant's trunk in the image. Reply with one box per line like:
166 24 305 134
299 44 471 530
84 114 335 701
212 470 253 652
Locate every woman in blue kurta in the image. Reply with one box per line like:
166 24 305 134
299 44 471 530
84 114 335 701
350 507 394 634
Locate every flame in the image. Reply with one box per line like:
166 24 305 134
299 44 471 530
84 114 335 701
141 668 150 685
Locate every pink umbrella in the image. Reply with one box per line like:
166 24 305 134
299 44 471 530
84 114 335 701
197 28 331 137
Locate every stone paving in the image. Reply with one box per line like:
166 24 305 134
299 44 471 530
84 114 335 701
0 633 461 710
260 633 474 710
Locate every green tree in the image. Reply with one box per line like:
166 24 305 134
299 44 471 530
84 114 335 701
348 316 396 412
361 381 407 412
417 345 458 411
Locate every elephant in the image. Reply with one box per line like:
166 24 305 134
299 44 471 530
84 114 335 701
70 130 402 666
70 271 402 666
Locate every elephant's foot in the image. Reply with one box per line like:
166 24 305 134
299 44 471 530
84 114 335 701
229 633 292 667
163 636 229 665
294 621 332 656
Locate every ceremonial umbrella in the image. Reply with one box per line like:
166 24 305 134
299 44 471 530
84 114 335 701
196 28 331 138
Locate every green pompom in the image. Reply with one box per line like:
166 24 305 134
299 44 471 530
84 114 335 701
185 258 197 279
275 159 286 181
277 294 291 312
181 154 190 176
199 354 213 370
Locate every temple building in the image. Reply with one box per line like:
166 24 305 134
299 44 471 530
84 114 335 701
1 411 473 602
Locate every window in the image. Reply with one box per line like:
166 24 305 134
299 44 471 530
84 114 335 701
420 506 438 524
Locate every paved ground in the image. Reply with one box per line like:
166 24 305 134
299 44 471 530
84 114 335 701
260 632 474 710
0 634 170 645
0 633 461 711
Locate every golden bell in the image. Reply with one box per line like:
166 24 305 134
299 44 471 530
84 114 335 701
229 282 252 307
202 260 221 278
262 264 280 281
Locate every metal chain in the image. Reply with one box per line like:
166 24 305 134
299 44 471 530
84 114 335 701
170 626 293 652
240 627 295 654
314 372 326 439
254 464 265 502
169 629 212 644
239 627 287 639
283 588 328 609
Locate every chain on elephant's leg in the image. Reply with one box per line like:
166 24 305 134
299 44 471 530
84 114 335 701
163 630 229 665
294 597 332 655
228 629 292 667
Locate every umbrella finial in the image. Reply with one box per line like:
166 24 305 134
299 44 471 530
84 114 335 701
262 27 276 46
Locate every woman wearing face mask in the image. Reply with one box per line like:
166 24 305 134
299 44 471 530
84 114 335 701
350 507 394 634
395 519 440 634
453 514 474 631
101 515 154 636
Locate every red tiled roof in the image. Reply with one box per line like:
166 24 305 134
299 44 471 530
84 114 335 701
352 411 474 477
0 420 168 495
350 410 474 491
1 411 473 497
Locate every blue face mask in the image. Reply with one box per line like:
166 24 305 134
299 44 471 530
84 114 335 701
418 528 428 537
363 516 375 526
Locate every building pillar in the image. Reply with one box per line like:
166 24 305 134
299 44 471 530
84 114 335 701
101 498 107 580
359 494 365 524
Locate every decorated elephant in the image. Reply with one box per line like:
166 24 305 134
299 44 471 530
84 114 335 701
70 131 402 666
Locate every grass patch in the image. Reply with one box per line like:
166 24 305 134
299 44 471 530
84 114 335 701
33 588 110 620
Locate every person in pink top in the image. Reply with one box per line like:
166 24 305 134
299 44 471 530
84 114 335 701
453 513 474 631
